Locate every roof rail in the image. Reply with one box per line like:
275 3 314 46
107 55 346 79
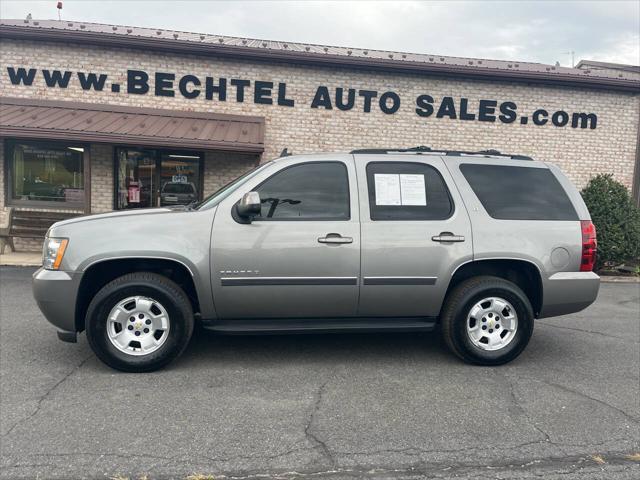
350 146 532 161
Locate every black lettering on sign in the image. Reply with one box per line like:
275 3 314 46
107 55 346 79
231 79 251 102
311 86 332 109
533 109 548 126
359 90 378 113
336 88 356 111
572 112 597 129
7 67 37 85
127 70 149 95
459 98 475 121
77 72 107 91
155 72 175 97
179 75 201 99
436 97 457 119
478 99 497 122
499 102 517 123
552 110 569 127
42 70 72 88
205 77 227 101
277 83 294 107
415 94 434 117
254 81 273 105
379 91 400 114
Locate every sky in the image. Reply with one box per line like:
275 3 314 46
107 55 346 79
1 0 639 67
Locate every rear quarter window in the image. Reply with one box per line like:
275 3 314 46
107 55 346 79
460 164 578 220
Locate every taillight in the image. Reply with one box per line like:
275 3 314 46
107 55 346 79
580 220 597 272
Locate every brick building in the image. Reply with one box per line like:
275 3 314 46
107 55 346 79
1 19 639 250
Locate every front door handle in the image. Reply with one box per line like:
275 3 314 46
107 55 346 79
318 233 353 244
432 232 465 243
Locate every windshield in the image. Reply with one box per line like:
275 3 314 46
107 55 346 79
162 183 195 194
195 161 273 210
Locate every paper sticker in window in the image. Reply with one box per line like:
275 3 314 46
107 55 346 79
400 174 427 206
374 174 401 205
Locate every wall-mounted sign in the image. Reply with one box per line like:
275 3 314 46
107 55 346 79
6 67 598 129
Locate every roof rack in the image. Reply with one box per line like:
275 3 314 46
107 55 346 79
350 146 532 161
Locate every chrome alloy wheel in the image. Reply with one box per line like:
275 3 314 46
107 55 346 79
466 296 518 351
107 296 170 356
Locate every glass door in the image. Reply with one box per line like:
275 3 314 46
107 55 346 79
116 148 157 209
159 152 201 207
116 147 202 210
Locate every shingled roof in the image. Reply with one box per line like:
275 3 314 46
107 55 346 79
1 18 639 92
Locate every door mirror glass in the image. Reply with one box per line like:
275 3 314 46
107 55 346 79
236 191 262 220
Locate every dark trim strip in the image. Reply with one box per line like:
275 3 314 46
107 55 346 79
221 277 358 286
363 276 437 286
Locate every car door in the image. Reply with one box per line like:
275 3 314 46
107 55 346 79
210 155 360 319
356 155 473 317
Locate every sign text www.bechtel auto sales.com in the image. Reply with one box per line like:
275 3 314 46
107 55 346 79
6 67 598 129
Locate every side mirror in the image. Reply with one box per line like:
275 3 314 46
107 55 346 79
236 191 262 221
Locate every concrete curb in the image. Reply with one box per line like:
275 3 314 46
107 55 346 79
599 275 640 283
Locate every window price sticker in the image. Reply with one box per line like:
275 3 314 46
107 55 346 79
374 174 427 206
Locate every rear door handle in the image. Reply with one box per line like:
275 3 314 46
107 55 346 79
432 232 465 243
318 233 353 244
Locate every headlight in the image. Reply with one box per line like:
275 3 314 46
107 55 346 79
42 238 69 270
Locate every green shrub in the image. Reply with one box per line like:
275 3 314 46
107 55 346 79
580 174 640 269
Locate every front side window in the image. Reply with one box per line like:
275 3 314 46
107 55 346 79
255 162 350 220
366 162 453 221
459 164 578 220
9 141 85 207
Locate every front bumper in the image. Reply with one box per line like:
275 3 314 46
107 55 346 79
32 268 82 340
539 271 600 318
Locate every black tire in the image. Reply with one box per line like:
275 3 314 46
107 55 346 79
85 272 194 372
441 276 534 365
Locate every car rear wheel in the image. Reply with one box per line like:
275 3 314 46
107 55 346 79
441 276 534 365
85 272 194 372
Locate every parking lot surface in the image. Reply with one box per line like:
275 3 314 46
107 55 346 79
1 266 639 479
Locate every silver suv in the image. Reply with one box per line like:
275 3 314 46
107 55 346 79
33 147 600 372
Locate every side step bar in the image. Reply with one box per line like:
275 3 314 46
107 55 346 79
201 317 437 335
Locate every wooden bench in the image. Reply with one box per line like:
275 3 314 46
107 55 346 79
0 208 80 253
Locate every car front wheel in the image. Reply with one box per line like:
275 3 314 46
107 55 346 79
85 272 194 372
441 276 534 365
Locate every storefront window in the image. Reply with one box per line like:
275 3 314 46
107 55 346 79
8 141 86 208
116 148 202 209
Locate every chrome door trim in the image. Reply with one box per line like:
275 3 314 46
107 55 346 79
363 276 437 286
221 276 359 286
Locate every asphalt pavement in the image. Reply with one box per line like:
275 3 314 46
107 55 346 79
1 266 639 479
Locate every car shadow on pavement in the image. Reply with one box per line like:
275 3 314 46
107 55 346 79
173 326 460 370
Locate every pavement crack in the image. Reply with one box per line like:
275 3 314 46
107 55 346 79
502 372 555 447
2 353 92 438
304 381 334 466
539 379 640 425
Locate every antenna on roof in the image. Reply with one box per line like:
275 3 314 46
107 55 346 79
563 50 575 67
280 148 291 157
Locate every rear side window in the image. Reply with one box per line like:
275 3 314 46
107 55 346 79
460 164 578 220
366 162 453 221
255 162 350 220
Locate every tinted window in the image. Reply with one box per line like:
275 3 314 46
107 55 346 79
255 162 350 220
366 162 453 221
460 164 578 220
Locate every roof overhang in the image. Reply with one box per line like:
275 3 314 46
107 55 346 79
0 97 265 153
1 22 639 93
